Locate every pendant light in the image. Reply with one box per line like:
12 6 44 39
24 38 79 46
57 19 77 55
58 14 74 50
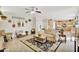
0 10 7 20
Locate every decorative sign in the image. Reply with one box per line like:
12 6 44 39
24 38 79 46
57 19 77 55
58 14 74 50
12 16 25 20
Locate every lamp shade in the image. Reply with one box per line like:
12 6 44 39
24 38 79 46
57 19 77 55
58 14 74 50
0 15 7 20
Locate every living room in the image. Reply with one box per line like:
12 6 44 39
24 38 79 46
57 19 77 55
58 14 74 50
0 6 79 52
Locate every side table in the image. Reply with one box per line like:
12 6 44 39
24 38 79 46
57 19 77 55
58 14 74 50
59 34 66 43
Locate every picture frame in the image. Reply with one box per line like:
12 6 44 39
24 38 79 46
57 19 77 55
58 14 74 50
25 21 28 23
22 22 24 27
8 20 12 23
28 19 31 22
17 21 21 27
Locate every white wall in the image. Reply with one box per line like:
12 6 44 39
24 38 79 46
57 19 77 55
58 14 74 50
0 12 34 38
52 7 77 20
42 7 78 29
32 7 78 32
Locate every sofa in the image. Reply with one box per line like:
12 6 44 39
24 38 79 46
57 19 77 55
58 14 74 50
5 33 12 40
0 30 12 41
38 29 56 43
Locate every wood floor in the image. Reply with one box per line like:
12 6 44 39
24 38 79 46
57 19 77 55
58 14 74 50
4 35 74 52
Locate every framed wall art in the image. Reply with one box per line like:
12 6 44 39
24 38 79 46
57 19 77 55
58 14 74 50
12 22 16 28
22 22 24 27
25 21 28 23
28 19 31 22
17 21 21 27
8 20 12 23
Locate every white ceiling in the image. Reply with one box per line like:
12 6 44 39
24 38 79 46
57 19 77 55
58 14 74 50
0 6 78 19
1 6 77 14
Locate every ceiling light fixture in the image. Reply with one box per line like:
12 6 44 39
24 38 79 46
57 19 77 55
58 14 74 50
30 11 35 14
25 7 41 14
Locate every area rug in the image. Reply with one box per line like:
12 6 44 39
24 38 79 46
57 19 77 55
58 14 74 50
26 38 53 52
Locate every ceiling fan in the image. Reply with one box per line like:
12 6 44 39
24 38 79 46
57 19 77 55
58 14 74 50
25 7 41 14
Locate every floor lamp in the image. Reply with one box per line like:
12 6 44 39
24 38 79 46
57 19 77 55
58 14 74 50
75 25 79 52
74 27 76 52
74 17 79 52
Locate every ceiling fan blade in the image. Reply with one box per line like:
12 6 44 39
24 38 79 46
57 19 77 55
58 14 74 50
35 11 41 13
25 8 30 10
25 7 41 14
31 7 35 11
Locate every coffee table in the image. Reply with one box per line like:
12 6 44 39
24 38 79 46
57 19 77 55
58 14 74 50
34 34 47 44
